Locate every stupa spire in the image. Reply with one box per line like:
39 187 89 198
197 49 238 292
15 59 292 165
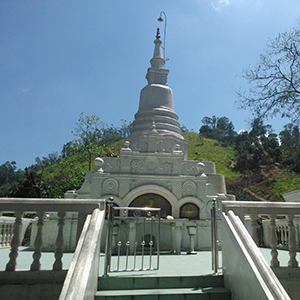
149 28 165 71
128 27 188 158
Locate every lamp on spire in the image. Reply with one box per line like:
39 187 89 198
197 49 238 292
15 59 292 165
157 11 167 60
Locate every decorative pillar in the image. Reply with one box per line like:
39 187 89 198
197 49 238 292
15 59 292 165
288 214 298 267
6 211 23 271
269 214 280 267
53 211 66 271
186 223 197 255
250 214 259 246
30 211 44 271
175 222 183 255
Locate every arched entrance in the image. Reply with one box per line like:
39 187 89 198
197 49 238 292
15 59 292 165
129 193 171 218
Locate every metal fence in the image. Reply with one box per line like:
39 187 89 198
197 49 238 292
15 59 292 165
104 198 161 275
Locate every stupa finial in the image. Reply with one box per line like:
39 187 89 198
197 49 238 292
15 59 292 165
156 28 160 39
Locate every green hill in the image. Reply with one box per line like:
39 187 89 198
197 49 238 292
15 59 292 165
3 132 300 201
183 132 239 182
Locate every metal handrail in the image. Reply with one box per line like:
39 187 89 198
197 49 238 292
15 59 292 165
211 198 219 274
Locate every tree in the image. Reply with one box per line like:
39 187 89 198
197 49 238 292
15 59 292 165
238 26 300 123
72 113 104 171
234 119 281 172
199 116 236 144
279 123 300 172
72 113 132 171
0 161 25 197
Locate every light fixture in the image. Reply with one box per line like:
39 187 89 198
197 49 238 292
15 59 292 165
157 11 167 60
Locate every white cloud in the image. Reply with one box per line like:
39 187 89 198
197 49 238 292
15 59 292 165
18 87 30 93
211 0 230 11
210 0 236 11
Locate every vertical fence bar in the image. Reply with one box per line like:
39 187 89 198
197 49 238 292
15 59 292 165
157 211 160 270
149 216 153 269
211 199 218 274
104 197 114 276
141 218 145 269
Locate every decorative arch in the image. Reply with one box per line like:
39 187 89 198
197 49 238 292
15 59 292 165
130 193 171 218
178 197 205 209
122 185 180 218
180 203 199 220
179 197 207 220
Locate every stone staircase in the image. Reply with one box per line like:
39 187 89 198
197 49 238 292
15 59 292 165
96 274 231 300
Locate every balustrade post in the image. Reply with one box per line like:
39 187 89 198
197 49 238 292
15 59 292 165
269 214 280 267
53 211 66 271
250 214 260 246
31 211 44 271
287 214 298 267
6 211 23 271
175 222 183 255
0 223 5 247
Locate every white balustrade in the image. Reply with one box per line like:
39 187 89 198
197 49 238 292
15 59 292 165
0 223 14 247
0 198 103 272
222 201 300 269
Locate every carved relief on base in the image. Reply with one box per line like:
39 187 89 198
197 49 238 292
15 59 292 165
119 179 130 198
91 177 103 198
103 178 119 195
172 181 182 199
182 181 197 196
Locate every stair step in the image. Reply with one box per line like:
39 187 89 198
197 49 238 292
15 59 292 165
95 286 231 300
98 275 224 290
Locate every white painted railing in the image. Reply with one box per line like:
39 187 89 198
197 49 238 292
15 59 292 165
221 207 291 300
0 198 103 272
59 207 105 300
222 201 300 268
0 222 14 248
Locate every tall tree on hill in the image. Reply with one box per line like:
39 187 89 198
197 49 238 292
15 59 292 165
237 25 300 123
234 119 281 172
72 113 103 171
72 113 132 170
199 115 236 145
279 123 300 172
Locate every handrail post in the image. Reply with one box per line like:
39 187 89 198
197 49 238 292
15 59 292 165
211 198 219 274
103 197 114 277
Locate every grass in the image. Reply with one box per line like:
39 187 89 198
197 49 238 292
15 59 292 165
183 132 240 182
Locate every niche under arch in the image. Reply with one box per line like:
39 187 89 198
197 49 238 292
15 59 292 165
180 203 200 220
129 193 171 218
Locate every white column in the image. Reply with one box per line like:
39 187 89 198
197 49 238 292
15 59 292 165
250 214 259 246
288 214 298 267
53 211 66 271
30 211 44 271
269 215 280 267
6 211 23 271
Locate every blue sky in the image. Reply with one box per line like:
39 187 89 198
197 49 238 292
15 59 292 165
1 0 300 169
